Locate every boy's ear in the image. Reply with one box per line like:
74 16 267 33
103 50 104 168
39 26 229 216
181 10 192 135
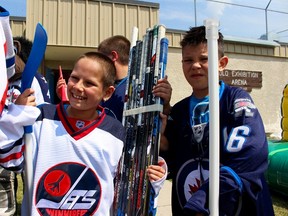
13 40 21 55
111 51 119 62
103 86 115 102
218 56 228 71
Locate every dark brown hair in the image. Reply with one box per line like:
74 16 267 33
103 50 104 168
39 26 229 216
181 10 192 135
180 26 224 57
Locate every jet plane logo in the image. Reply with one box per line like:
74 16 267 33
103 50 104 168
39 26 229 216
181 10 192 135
35 162 101 215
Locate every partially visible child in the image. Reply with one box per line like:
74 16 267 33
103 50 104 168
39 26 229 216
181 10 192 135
0 6 42 216
0 36 51 216
8 36 51 105
0 52 166 215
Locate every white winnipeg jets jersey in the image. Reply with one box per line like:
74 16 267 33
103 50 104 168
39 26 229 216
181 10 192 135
20 102 125 216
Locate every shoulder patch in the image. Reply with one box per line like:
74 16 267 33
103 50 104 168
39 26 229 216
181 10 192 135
233 98 256 117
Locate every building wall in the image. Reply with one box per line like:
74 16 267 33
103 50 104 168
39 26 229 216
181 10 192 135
26 0 159 47
10 0 288 137
9 16 26 37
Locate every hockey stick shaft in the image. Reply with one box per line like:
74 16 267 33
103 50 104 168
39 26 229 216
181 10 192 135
21 23 48 215
115 26 138 216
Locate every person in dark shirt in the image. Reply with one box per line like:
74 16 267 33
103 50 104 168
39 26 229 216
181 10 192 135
160 25 274 216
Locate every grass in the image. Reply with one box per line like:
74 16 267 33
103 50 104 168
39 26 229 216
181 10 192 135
16 174 23 216
270 190 288 216
15 175 288 215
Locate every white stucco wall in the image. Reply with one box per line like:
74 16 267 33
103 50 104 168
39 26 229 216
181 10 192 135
228 53 288 137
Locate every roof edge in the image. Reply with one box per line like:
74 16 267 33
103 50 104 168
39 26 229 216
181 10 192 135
93 0 159 8
224 35 280 47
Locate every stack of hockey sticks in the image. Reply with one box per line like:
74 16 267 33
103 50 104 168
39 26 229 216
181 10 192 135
114 25 168 216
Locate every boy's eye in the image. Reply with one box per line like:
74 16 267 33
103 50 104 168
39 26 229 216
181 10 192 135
200 57 208 62
86 81 96 87
70 76 78 81
182 59 193 64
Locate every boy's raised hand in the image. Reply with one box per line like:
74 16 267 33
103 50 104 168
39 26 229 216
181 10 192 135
56 77 67 100
57 66 69 102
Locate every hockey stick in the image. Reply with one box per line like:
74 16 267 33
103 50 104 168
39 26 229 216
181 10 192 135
146 27 168 216
21 23 48 215
114 27 138 216
115 26 168 216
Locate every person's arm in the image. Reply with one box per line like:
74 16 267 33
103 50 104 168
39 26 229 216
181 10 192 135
146 157 168 215
0 102 40 172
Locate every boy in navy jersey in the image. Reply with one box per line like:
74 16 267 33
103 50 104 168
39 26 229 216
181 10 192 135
160 26 274 216
0 52 167 215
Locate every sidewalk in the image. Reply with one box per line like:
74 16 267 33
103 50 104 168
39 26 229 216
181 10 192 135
157 180 172 216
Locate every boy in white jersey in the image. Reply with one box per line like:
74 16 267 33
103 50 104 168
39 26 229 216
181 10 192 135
0 52 166 215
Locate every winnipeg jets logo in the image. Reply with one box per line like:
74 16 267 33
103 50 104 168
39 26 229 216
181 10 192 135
176 159 209 208
188 178 201 195
36 163 101 215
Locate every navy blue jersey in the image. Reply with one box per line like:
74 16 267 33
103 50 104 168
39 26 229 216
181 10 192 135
101 77 127 121
34 72 51 103
162 81 274 216
8 73 51 105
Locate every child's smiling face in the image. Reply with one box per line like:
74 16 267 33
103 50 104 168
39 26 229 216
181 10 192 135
67 57 110 117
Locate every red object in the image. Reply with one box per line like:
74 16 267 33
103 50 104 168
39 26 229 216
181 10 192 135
59 65 68 102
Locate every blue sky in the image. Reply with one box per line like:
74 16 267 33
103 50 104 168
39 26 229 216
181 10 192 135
1 0 288 42
1 0 26 17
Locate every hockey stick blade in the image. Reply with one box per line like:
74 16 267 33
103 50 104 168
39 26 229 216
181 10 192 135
21 23 47 94
21 23 47 133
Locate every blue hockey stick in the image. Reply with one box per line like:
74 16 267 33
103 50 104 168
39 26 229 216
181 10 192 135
20 23 47 215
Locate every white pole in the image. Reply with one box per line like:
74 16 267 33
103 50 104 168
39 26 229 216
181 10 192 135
204 19 219 216
24 133 33 216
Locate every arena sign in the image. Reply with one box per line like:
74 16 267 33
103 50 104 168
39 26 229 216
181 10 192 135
219 69 262 92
